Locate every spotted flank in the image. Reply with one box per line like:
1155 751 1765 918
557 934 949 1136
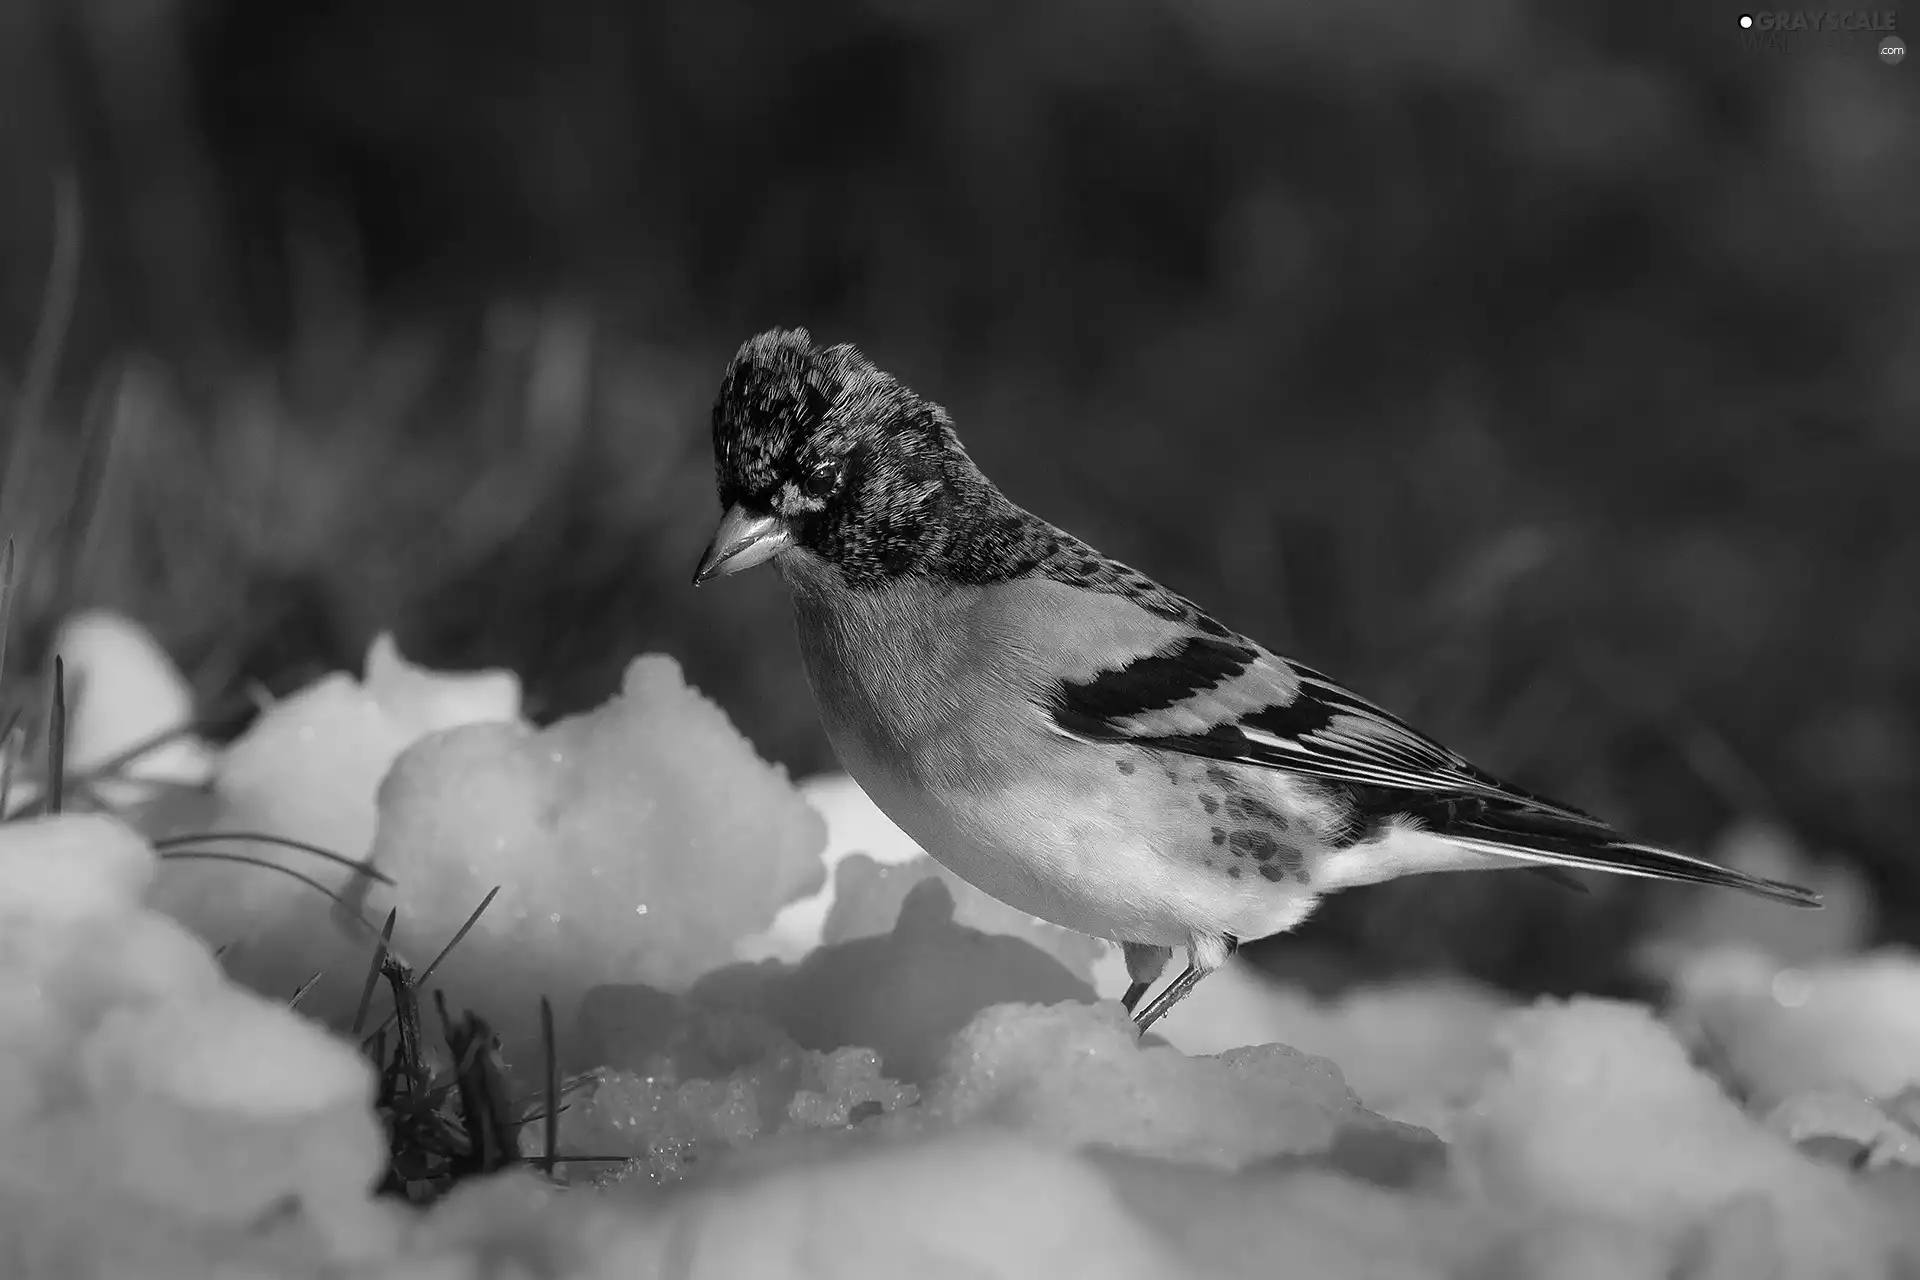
1119 750 1319 888
1195 762 1310 884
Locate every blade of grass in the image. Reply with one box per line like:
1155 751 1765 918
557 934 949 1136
78 775 202 812
289 972 324 1009
2 184 82 667
384 957 431 1097
0 536 15 695
43 656 65 816
417 886 499 987
351 909 400 1038
0 715 21 819
516 1069 597 1123
541 996 558 1176
360 886 500 1047
152 830 394 884
158 849 381 924
49 371 124 626
68 721 198 785
431 988 457 1047
2 177 81 502
17 695 258 813
63 369 133 599
64 689 258 788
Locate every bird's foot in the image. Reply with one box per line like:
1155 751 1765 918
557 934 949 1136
1119 941 1172 1018
1129 935 1237 1034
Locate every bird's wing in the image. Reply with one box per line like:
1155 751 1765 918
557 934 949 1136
991 571 1819 909
1042 616 1592 819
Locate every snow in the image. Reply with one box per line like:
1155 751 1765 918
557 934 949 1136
1768 1090 1920 1170
1108 968 1512 1131
7 614 1918 1278
0 808 155 919
210 631 523 873
635 1134 1192 1279
684 876 1095 1087
407 1137 1190 1279
540 1043 916 1186
146 631 525 1017
0 814 396 1273
736 771 929 963
1670 946 1920 1109
916 1000 1442 1173
356 652 826 1059
1455 997 1914 1276
823 850 1113 981
47 609 217 810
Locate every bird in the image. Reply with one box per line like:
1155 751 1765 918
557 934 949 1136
692 327 1822 1032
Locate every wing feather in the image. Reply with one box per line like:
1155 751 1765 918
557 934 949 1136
1021 570 1820 910
1049 637 1597 822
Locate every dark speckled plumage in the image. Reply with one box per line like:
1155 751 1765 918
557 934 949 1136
712 330 983 586
711 328 1232 617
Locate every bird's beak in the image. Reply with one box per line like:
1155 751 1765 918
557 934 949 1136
693 505 793 585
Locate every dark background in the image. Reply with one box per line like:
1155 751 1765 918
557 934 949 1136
1 0 1913 994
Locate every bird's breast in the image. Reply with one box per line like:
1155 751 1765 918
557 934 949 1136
772 562 1328 948
787 575 1044 796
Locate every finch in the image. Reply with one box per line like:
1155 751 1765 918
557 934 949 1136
694 328 1820 1030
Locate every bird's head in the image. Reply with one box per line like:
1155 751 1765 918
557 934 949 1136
694 327 983 589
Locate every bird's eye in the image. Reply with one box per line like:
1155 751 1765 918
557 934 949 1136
801 458 841 499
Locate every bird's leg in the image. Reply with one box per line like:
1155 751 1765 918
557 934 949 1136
1131 936 1238 1034
1119 942 1172 1016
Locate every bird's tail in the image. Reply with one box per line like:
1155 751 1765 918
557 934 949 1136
1440 810 1822 908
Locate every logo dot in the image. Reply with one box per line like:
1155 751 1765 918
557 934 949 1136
1739 13 1753 27
1882 34 1907 65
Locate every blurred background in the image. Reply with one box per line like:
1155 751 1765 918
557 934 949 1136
0 0 1913 996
